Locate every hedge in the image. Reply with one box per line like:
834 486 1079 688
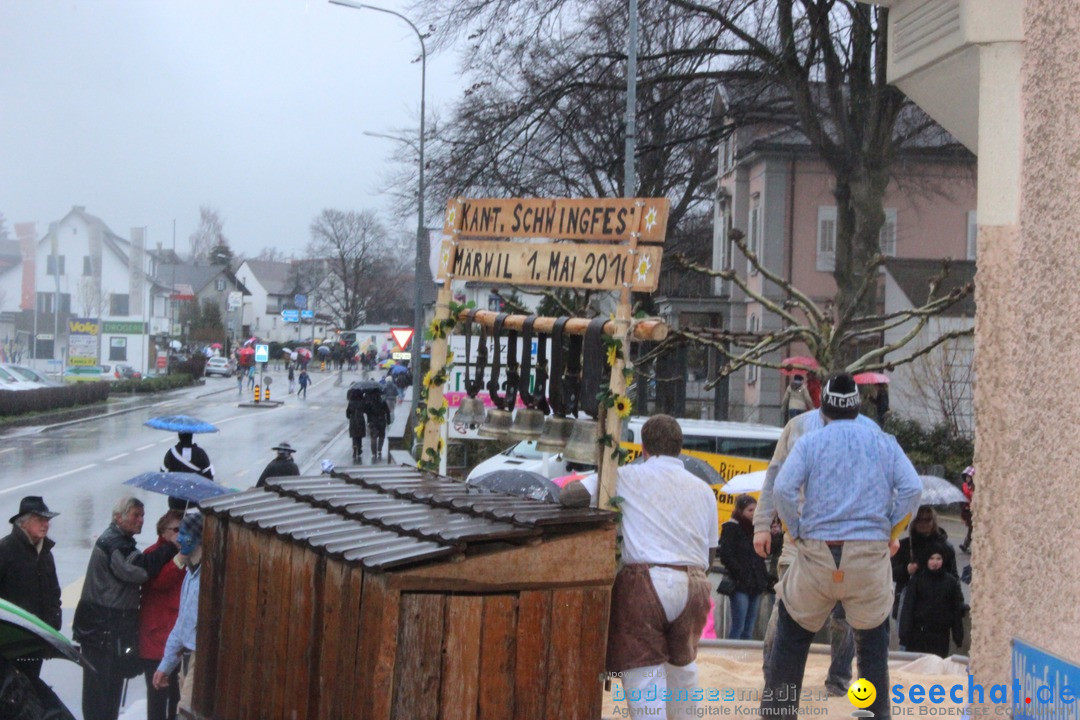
110 374 196 394
0 383 110 417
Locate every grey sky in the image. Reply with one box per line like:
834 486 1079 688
0 0 460 258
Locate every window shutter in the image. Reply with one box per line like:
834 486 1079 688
816 206 837 272
748 201 761 275
879 209 898 257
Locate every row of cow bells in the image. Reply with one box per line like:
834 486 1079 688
452 401 601 465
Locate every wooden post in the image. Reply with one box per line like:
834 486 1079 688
420 198 463 466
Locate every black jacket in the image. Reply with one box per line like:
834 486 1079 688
161 442 214 480
0 527 61 629
73 523 177 648
719 520 771 595
898 567 965 646
256 455 300 488
347 401 367 438
364 397 391 429
892 529 958 593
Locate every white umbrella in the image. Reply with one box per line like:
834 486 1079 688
721 470 768 495
917 475 967 505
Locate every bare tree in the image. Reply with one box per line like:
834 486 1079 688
75 277 108 319
188 205 227 262
256 247 289 263
304 209 403 330
893 332 974 438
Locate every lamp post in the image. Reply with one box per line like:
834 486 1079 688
331 0 428 443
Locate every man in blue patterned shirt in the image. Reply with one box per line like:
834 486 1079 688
761 373 922 719
153 512 203 716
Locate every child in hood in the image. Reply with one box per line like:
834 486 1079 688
898 545 966 657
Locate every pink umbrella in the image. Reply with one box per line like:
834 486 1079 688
296 347 312 360
209 343 223 350
780 356 820 377
853 372 890 385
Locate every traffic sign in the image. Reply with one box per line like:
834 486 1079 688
228 291 243 311
294 294 307 309
255 344 269 363
281 309 299 323
391 328 415 350
300 310 314 319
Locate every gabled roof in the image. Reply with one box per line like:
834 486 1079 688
884 258 976 317
59 207 133 264
241 259 297 296
157 263 251 296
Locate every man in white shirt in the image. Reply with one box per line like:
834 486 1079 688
562 414 719 719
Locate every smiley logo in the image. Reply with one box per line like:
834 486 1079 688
848 678 876 709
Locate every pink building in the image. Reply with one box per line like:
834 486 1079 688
711 80 977 424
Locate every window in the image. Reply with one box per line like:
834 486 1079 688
109 337 127 362
682 435 717 454
273 317 278 329
879 209 898 257
36 293 71 314
746 315 760 385
60 293 71 314
967 210 978 260
83 256 93 276
215 277 226 291
110 294 129 316
46 255 65 276
816 206 837 272
747 195 761 275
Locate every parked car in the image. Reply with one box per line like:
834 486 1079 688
0 597 83 717
0 364 60 387
114 364 142 380
0 365 46 391
204 357 232 377
63 365 114 383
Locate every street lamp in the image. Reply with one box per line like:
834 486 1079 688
331 0 428 441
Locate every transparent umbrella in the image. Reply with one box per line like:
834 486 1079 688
467 470 561 503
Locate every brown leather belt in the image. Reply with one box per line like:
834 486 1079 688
825 541 844 547
648 563 692 572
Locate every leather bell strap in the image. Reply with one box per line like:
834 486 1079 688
462 308 482 399
487 313 508 409
518 316 537 409
534 325 550 415
503 324 520 411
547 317 570 417
470 326 489 398
580 316 609 419
564 330 584 417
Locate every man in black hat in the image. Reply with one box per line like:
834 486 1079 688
256 442 300 488
161 432 215 511
0 496 61 679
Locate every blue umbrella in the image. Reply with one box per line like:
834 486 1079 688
144 415 219 434
124 472 234 503
390 364 409 375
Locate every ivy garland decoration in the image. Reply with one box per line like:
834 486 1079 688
415 300 471 472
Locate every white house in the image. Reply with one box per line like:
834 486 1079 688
2 207 172 375
235 259 332 344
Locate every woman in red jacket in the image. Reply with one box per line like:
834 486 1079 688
138 510 185 720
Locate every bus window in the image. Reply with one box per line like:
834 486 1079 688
717 438 777 461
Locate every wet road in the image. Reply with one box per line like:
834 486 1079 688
0 367 377 718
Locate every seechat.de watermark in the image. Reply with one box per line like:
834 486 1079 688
886 675 1077 717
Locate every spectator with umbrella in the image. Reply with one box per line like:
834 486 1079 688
960 466 975 553
256 443 300 488
362 386 391 460
138 509 185 720
147 416 218 511
345 388 367 462
891 505 959 623
152 513 204 717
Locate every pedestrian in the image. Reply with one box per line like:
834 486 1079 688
247 365 256 391
781 375 814 422
138 510 185 720
892 505 959 621
346 392 367 462
753 403 880 696
760 373 922 720
560 415 717 719
719 494 771 640
152 513 203 718
74 497 179 720
236 367 243 394
288 364 296 395
298 368 310 398
161 432 215 511
874 382 890 425
364 389 391 460
959 466 975 553
380 377 398 423
898 545 965 658
0 496 61 679
256 442 300 488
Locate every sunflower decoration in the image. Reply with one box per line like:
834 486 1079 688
428 318 446 340
605 337 623 367
422 371 434 388
415 421 425 439
613 395 633 418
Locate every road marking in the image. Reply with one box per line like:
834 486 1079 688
0 463 97 495
105 452 130 461
61 577 84 621
135 443 156 451
0 448 13 455
33 439 46 445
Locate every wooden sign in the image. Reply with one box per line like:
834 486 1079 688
436 239 662 291
444 198 669 244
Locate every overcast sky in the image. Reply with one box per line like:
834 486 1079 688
0 0 462 259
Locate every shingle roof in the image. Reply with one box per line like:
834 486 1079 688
885 258 976 317
199 467 614 571
243 259 297 296
157 263 250 296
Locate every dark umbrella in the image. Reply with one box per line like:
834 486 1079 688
390 364 409 375
467 470 561 503
630 453 723 485
124 471 235 504
318 345 331 355
347 380 381 401
144 415 219 434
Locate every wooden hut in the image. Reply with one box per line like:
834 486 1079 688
192 466 617 720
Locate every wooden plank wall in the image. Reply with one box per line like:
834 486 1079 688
192 525 610 720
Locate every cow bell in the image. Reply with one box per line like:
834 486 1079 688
561 418 600 465
452 396 487 429
477 408 513 439
507 407 546 441
535 416 576 453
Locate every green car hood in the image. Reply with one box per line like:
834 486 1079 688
0 598 81 665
